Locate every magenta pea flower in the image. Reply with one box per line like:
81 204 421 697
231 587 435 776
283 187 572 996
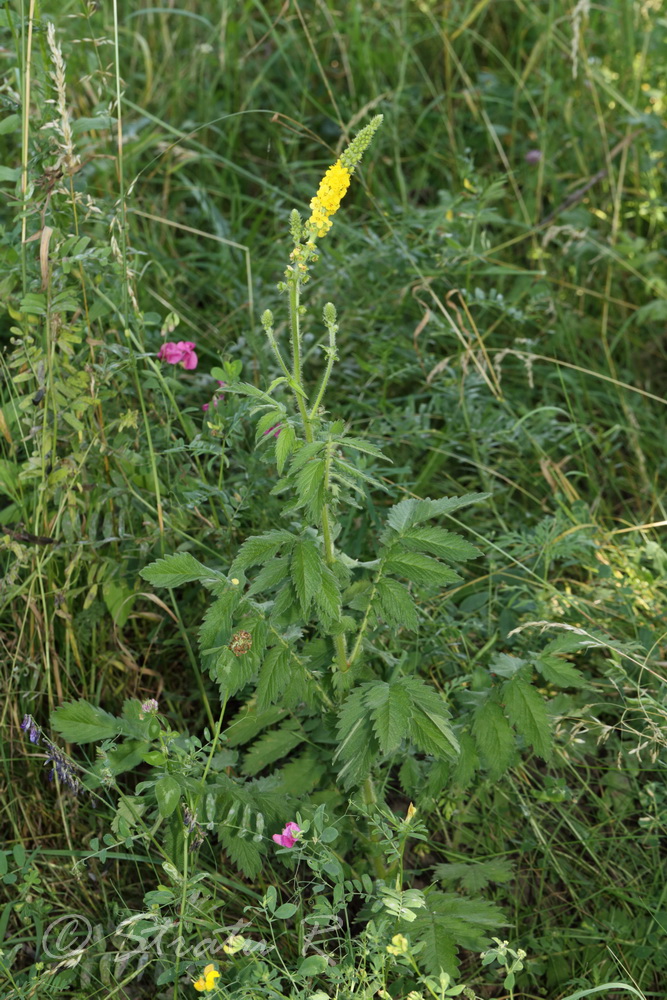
157 340 198 370
272 822 301 848
264 423 282 438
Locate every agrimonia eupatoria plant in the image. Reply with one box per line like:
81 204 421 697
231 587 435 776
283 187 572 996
44 117 591 986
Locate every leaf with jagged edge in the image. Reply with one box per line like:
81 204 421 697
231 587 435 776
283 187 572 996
534 653 587 688
399 526 481 562
384 549 462 587
364 682 413 755
375 577 419 630
241 723 305 776
290 539 323 615
502 676 552 760
315 565 342 622
246 556 290 597
219 827 262 879
472 699 515 779
434 858 514 893
334 686 378 789
230 530 296 578
256 645 292 711
141 553 223 590
275 423 297 474
407 891 505 978
385 493 489 534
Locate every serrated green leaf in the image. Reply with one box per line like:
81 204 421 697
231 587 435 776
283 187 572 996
535 653 586 688
219 828 262 878
366 682 412 755
339 436 388 460
334 687 378 788
314 565 341 622
294 459 326 521
255 409 285 440
140 553 221 589
224 705 287 747
375 577 419 630
246 556 290 597
230 530 296 576
472 699 515 779
155 776 181 818
288 441 325 472
400 526 481 562
290 539 323 615
242 724 305 776
198 591 241 673
408 891 505 978
434 859 514 892
386 493 489 533
256 646 292 711
502 676 552 760
275 424 297 473
450 731 479 789
385 550 462 587
51 700 121 743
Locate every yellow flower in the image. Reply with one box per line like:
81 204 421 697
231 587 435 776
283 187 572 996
406 802 417 822
222 934 245 955
307 160 351 238
192 963 220 992
386 933 409 956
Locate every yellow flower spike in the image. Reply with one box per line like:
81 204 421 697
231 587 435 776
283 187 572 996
192 963 220 992
386 933 409 956
306 115 383 241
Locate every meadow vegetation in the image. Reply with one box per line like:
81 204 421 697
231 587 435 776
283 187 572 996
1 1 666 998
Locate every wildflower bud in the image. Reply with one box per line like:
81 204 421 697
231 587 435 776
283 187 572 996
340 114 383 172
261 309 273 331
289 209 303 243
323 302 337 326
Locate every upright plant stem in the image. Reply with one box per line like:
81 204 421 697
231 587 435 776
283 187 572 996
287 270 348 672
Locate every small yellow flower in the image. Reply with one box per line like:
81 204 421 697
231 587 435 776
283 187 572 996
231 578 239 586
406 802 417 822
192 963 220 992
307 160 352 238
386 933 409 956
222 934 245 955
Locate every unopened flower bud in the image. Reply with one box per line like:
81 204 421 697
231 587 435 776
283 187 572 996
323 302 337 325
261 309 273 330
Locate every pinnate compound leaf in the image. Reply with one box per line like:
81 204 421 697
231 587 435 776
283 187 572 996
335 686 378 788
502 676 552 760
241 723 305 776
51 700 122 743
434 859 514 892
141 553 221 590
315 565 342 621
290 539 323 615
386 493 489 534
409 892 505 978
472 699 515 779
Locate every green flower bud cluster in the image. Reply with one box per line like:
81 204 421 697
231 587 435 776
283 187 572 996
340 114 384 173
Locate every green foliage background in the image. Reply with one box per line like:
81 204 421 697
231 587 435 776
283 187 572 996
1 0 666 997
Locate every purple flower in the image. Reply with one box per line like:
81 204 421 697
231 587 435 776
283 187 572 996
140 698 159 716
263 423 282 438
20 714 41 744
524 149 542 164
44 741 82 794
272 822 301 848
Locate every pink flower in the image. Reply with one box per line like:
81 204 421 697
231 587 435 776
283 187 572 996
203 380 226 412
524 149 542 164
272 822 301 848
264 423 282 438
157 340 198 370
